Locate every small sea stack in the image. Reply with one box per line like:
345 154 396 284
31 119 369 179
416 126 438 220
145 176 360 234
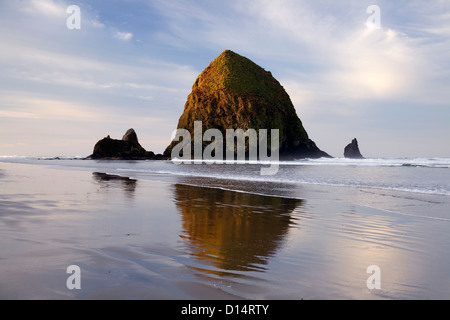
87 128 166 160
344 138 364 159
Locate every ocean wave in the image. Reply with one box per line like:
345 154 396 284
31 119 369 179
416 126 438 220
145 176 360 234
2 156 449 196
288 157 450 168
115 167 450 197
171 157 450 168
1 155 449 168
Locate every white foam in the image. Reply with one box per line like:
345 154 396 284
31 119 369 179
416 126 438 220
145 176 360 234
285 157 450 168
362 204 450 222
115 166 450 196
1 156 449 196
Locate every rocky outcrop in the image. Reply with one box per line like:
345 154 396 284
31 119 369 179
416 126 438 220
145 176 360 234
88 128 166 160
344 138 364 159
122 128 140 148
164 50 330 159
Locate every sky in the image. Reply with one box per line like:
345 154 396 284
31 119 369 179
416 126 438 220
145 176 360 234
0 0 449 158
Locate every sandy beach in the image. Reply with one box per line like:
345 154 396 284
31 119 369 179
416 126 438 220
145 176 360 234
1 160 449 300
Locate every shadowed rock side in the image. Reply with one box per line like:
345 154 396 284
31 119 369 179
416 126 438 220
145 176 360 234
88 128 167 160
344 138 364 159
164 50 331 160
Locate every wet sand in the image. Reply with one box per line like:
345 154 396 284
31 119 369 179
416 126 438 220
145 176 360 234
1 161 450 299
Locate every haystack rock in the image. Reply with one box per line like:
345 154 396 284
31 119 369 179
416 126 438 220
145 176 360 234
164 50 330 159
89 128 161 160
344 138 364 159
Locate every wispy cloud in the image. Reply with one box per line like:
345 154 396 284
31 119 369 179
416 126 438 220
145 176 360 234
21 0 67 17
0 96 101 120
151 0 449 101
114 31 133 41
0 32 196 97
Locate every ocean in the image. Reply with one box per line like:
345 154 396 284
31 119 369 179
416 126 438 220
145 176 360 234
2 156 449 219
3 156 450 195
0 156 449 299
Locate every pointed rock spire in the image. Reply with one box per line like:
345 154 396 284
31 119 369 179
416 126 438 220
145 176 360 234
344 138 364 159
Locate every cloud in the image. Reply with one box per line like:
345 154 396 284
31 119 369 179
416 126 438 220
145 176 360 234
326 28 418 99
229 0 450 115
1 0 449 157
114 31 133 41
149 1 415 101
0 96 101 121
0 94 171 156
153 0 448 102
0 32 196 96
249 2 416 95
0 1 199 155
0 95 168 128
21 0 67 17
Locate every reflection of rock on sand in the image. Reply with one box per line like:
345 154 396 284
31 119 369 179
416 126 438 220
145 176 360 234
92 172 137 197
174 184 302 274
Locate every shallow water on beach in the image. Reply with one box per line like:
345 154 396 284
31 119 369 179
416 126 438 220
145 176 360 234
0 159 449 299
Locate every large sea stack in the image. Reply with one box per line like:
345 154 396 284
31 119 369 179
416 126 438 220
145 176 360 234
164 50 330 159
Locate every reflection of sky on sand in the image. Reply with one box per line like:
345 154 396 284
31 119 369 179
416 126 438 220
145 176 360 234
278 198 450 299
